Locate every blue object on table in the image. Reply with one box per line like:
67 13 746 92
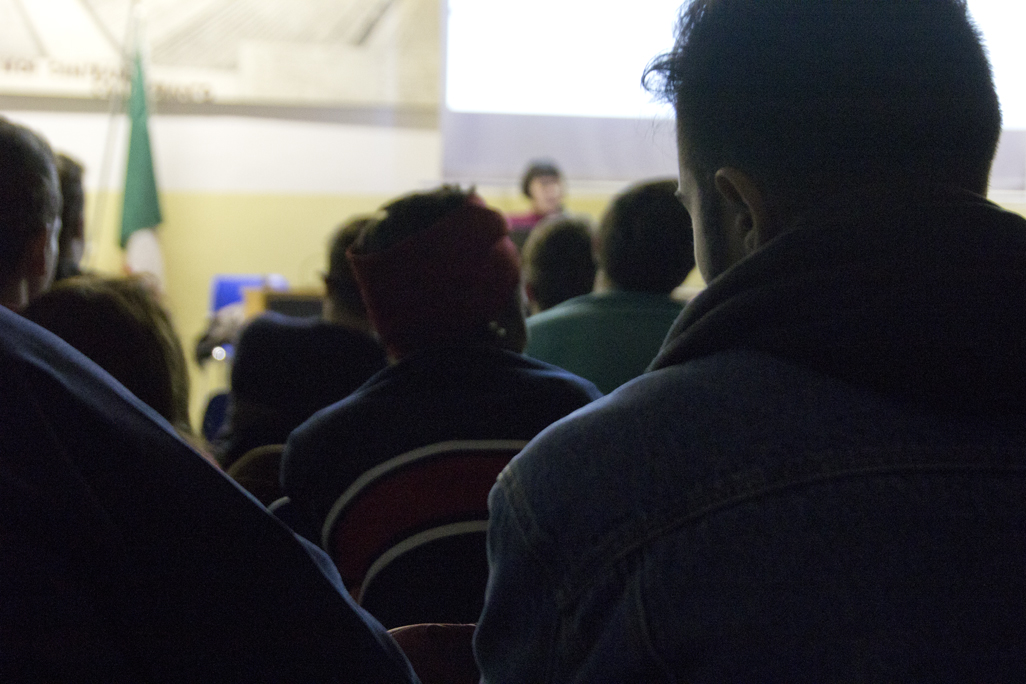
209 274 289 313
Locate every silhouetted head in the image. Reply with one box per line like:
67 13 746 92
0 117 61 309
349 186 526 360
55 153 86 281
24 274 191 433
522 214 595 313
324 215 376 324
644 0 1001 280
597 179 694 294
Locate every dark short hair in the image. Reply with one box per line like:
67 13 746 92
644 0 1001 206
56 153 85 249
522 215 595 311
325 215 376 315
0 118 59 272
521 159 563 198
350 185 527 355
23 275 191 433
598 179 694 294
353 185 472 255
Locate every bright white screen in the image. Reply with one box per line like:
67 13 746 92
446 0 678 119
968 0 1026 129
447 1 1026 128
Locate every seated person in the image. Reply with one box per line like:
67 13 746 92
507 159 566 247
0 115 416 682
521 214 596 315
216 217 387 469
54 152 86 281
524 179 694 393
23 274 193 437
475 2 1026 682
281 185 602 543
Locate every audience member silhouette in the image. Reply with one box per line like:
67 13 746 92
524 179 693 393
475 2 1026 682
0 118 60 312
0 116 418 683
24 274 192 436
521 214 596 315
55 152 86 281
507 159 566 247
216 216 387 469
280 186 601 617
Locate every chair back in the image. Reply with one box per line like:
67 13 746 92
225 444 285 506
322 440 527 628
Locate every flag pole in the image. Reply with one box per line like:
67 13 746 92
91 0 139 264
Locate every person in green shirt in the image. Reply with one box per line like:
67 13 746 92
525 178 694 394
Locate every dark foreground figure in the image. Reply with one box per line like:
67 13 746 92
477 185 1026 683
0 306 418 683
475 1 1026 682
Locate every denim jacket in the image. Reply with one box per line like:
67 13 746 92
474 188 1026 682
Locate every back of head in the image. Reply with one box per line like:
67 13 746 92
0 118 60 290
645 0 1001 209
522 215 596 312
23 275 191 432
55 153 85 280
349 185 525 359
325 215 376 319
597 179 694 294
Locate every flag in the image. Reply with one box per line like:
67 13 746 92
120 50 165 286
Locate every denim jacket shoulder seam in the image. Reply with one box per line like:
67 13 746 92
496 467 554 567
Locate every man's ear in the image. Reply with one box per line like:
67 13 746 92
22 225 50 281
5 226 50 311
713 168 774 255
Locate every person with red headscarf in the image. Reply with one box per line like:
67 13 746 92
280 185 601 621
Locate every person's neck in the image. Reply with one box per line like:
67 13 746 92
592 270 615 294
0 280 28 311
322 298 374 335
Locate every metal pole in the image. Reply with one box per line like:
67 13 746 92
90 0 139 255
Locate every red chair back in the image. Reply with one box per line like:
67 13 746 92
321 440 527 627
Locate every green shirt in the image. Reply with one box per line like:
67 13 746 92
525 290 684 394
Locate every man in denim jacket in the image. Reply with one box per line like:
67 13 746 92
475 1 1026 682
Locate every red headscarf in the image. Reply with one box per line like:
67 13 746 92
348 196 520 359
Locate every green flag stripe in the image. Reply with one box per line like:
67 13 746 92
120 52 162 247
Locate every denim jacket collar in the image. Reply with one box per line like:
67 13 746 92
652 185 1026 414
